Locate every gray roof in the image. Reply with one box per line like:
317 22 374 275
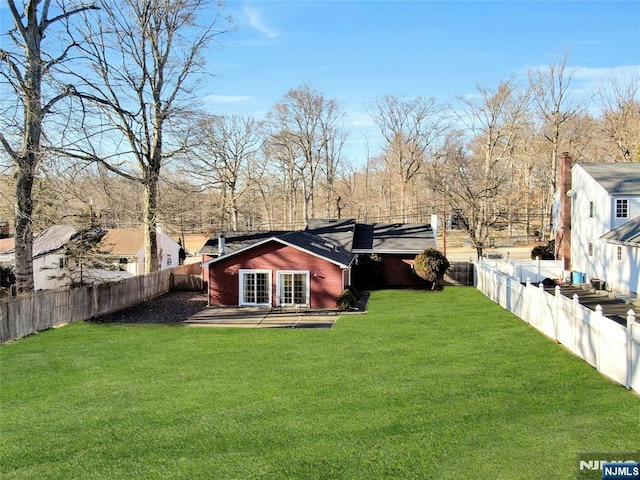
33 225 77 258
202 230 355 268
600 215 640 246
199 230 287 256
352 222 436 253
305 218 356 251
201 219 435 264
578 163 640 195
278 231 355 266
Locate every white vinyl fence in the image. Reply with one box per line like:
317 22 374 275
475 262 639 393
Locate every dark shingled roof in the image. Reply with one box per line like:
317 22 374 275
201 229 355 267
278 231 355 266
600 215 640 246
305 218 356 251
352 222 435 253
200 219 435 264
578 163 640 195
199 230 287 256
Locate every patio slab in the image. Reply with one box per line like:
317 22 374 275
182 306 339 329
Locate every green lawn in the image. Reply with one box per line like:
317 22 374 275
1 288 638 480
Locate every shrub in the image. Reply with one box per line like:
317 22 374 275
336 288 357 311
413 248 450 290
345 285 360 300
531 240 555 260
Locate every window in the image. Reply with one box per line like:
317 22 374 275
240 270 270 305
589 201 594 218
59 257 68 269
278 271 309 306
167 255 172 266
588 242 593 256
616 199 629 218
617 246 622 262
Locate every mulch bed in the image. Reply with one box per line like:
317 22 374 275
90 291 208 324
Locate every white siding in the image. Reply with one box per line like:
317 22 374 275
570 164 640 296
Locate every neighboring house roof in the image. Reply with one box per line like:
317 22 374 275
578 163 640 195
33 225 77 258
0 237 15 254
352 222 435 254
600 215 640 246
100 229 146 256
203 230 355 268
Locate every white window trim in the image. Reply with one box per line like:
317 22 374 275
239 269 272 306
276 270 310 307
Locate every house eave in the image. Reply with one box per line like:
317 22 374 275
352 249 425 255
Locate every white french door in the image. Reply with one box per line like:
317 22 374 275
239 270 271 306
277 271 309 307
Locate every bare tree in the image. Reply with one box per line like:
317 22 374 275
266 84 345 224
529 52 583 192
0 0 98 293
598 73 640 162
368 95 447 221
188 115 264 231
65 0 230 272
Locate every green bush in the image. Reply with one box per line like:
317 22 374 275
413 248 450 290
336 288 357 311
345 284 360 300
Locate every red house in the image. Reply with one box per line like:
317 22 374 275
201 219 436 308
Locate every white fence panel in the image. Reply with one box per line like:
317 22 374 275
474 262 638 393
573 300 598 368
631 322 640 392
556 290 577 352
594 310 628 386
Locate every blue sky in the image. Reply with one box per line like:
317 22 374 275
204 0 640 163
1 1 638 164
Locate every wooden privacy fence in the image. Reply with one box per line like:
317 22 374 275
444 262 474 286
0 269 172 344
170 262 203 291
475 261 640 393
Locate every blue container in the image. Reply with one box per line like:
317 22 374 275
572 271 585 284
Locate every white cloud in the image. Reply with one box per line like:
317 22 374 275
244 6 279 39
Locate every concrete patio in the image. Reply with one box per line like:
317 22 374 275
182 306 341 329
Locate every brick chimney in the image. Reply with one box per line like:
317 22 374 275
556 153 572 270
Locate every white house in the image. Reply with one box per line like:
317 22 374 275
2 225 182 290
561 161 640 298
99 228 182 275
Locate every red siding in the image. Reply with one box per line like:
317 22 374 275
383 255 423 287
208 241 349 308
